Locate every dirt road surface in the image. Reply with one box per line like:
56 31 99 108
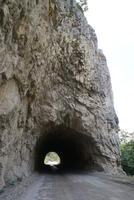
0 172 134 200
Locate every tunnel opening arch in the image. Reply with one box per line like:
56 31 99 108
44 151 61 166
34 125 104 172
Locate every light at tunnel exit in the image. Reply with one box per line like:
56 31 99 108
44 152 61 166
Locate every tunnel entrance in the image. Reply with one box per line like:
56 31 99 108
35 126 102 172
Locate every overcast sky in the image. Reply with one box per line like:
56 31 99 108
85 0 134 132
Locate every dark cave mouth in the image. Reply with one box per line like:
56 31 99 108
35 126 101 172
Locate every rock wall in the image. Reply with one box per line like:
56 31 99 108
0 0 122 189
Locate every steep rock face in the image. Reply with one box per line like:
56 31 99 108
0 0 122 189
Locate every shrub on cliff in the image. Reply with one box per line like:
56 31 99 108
76 0 88 12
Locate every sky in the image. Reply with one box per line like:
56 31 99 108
85 0 134 132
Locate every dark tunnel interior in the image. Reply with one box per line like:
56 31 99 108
35 126 101 172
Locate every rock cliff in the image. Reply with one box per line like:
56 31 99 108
0 0 122 189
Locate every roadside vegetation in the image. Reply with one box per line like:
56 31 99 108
119 130 134 175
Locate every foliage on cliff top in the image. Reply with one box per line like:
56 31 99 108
76 0 88 12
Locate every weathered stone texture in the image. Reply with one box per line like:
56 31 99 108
0 0 122 189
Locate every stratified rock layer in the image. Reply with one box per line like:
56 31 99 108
0 0 122 189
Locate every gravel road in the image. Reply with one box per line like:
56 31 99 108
0 172 134 200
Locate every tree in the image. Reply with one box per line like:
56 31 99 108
119 129 134 176
119 129 134 143
120 140 134 175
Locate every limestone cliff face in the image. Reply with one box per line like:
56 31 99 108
0 0 122 189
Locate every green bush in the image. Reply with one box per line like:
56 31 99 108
120 140 134 175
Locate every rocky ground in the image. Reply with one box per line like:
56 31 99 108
0 172 134 200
